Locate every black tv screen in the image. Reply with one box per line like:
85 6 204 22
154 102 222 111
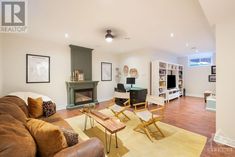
167 75 176 89
126 77 135 84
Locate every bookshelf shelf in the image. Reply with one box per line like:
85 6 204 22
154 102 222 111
151 60 184 102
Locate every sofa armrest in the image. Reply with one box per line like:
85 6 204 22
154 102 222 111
54 137 104 157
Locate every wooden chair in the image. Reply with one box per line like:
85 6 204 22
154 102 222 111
133 95 165 142
108 92 131 122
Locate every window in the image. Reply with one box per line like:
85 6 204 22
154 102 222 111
188 53 213 67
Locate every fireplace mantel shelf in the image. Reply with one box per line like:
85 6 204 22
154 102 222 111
66 80 99 84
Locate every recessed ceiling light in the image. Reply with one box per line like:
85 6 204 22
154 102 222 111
170 33 174 37
64 33 69 38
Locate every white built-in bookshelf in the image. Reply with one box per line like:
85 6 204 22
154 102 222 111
151 60 184 102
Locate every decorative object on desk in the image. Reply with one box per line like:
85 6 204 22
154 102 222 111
126 77 135 88
208 75 216 82
211 65 216 74
123 65 129 76
115 67 122 83
130 68 139 78
26 54 50 83
101 62 112 81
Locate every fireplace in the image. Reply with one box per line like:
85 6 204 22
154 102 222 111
66 81 99 109
74 88 93 105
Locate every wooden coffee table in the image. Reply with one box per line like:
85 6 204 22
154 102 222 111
83 110 126 153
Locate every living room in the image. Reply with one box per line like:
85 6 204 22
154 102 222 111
0 0 235 157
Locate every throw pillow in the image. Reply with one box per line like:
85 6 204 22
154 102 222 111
61 128 79 147
28 97 43 118
43 101 56 117
26 118 68 157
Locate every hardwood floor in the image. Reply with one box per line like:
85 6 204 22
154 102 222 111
57 96 235 157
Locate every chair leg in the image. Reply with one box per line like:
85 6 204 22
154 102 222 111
121 112 130 120
143 127 153 142
154 122 165 137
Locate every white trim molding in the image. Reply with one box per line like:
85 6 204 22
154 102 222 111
186 93 204 98
214 131 235 148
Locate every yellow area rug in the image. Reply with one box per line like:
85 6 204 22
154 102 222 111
65 109 207 157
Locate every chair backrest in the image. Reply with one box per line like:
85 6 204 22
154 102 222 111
117 83 126 92
114 91 130 99
146 95 165 106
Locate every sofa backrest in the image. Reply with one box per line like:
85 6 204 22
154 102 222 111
9 92 52 105
0 96 29 123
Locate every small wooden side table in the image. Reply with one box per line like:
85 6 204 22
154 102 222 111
83 110 126 153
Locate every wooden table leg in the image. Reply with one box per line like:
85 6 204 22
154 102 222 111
84 114 88 131
105 129 113 154
115 132 118 148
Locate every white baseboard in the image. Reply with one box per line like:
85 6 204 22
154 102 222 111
214 132 235 148
186 93 203 98
98 97 112 103
56 105 66 111
206 107 216 112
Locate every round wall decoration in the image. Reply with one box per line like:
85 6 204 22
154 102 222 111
129 68 139 78
123 65 129 76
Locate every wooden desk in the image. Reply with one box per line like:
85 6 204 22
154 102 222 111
84 110 126 153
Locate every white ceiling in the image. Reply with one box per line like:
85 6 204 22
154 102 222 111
198 0 235 26
24 0 214 56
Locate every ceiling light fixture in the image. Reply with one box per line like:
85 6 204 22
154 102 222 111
105 30 113 42
64 33 69 38
170 33 174 37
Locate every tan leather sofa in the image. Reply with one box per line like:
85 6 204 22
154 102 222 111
0 95 104 157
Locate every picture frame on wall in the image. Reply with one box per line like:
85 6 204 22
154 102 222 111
26 54 50 83
101 62 112 81
209 75 216 82
211 65 216 74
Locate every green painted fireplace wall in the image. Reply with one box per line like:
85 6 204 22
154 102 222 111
69 45 93 80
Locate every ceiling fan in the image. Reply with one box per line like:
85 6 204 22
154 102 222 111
105 30 113 43
102 28 129 43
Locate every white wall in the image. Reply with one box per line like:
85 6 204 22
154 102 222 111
92 51 119 102
2 35 70 110
178 56 216 97
118 49 178 93
0 36 2 96
215 20 235 147
1 35 119 109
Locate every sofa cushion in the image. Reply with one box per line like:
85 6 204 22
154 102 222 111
0 96 28 123
0 114 36 157
43 101 56 117
28 97 43 118
26 118 68 157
